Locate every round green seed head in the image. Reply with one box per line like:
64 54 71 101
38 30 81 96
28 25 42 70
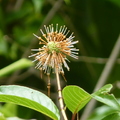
47 41 60 53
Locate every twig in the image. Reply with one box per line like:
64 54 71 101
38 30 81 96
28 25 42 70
73 56 120 64
47 74 51 97
55 68 68 120
81 35 120 120
14 0 24 11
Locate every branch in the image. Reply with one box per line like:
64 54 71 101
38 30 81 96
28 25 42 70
14 0 24 11
73 56 120 64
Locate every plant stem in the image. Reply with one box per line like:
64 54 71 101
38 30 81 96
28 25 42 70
72 113 76 120
55 68 68 120
47 74 51 97
0 58 33 77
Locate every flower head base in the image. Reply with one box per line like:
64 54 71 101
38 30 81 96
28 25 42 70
47 41 60 53
29 24 79 74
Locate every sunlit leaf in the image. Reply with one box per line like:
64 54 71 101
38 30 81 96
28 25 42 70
0 103 17 117
88 105 119 120
62 85 92 114
92 84 120 110
6 117 24 120
0 85 60 120
63 84 120 115
0 112 5 120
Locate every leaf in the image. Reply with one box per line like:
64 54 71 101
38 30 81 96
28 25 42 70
93 84 113 94
88 105 119 120
0 85 60 120
0 103 17 117
92 84 120 110
6 117 24 120
0 112 5 120
102 112 120 120
108 0 120 7
62 85 92 114
62 84 120 115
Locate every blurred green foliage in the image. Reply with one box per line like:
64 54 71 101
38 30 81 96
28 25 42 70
0 0 120 119
88 99 120 120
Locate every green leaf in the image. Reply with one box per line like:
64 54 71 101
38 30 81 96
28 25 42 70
88 104 119 120
0 85 60 120
108 0 120 7
62 85 92 114
0 58 33 77
92 84 120 110
6 117 24 120
102 112 120 120
93 84 113 94
0 113 24 120
0 103 17 117
88 105 120 120
0 112 6 120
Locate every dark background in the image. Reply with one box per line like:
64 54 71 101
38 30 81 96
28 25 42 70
0 0 120 119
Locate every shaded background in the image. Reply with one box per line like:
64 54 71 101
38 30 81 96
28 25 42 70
0 0 120 119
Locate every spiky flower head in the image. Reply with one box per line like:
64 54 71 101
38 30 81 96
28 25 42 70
29 24 79 74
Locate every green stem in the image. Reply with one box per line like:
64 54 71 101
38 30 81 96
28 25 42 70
0 58 33 77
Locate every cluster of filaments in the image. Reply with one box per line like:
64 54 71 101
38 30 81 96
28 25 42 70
29 24 79 74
